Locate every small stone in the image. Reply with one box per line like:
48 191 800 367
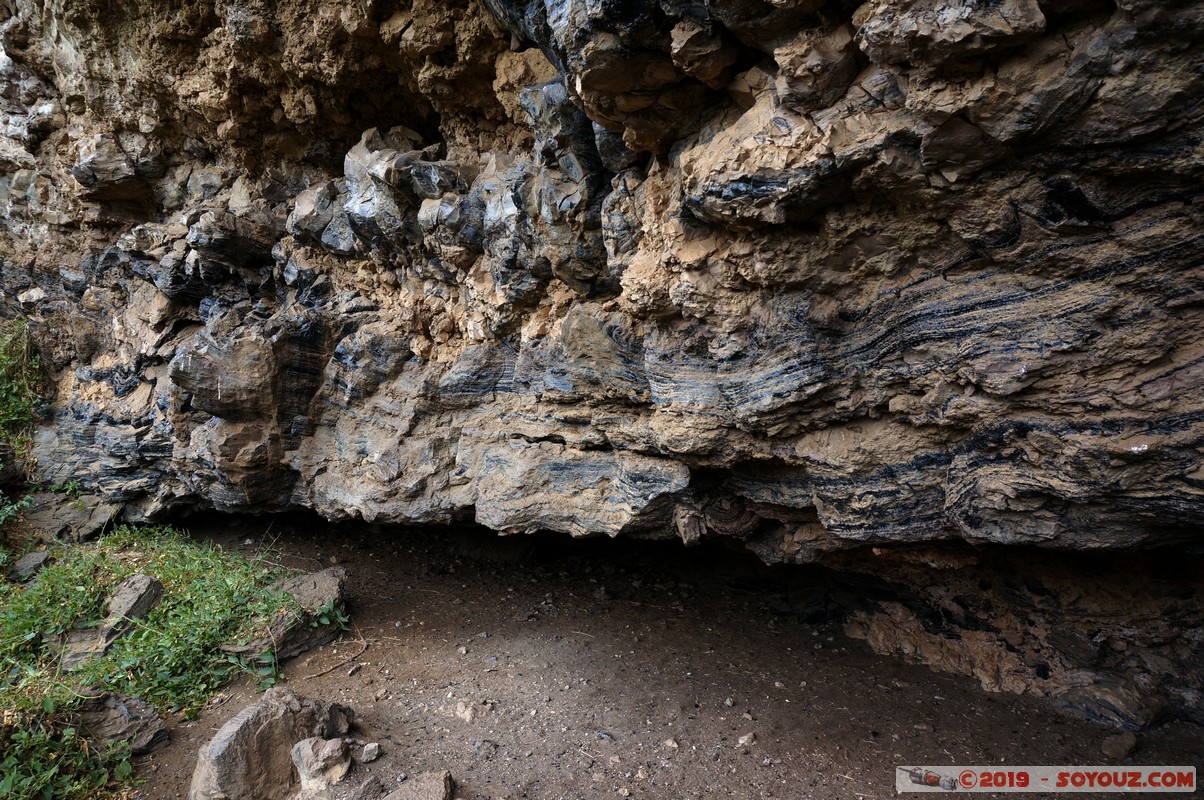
737 732 756 747
382 770 453 800
350 776 387 800
1102 732 1138 760
454 700 477 722
663 738 679 749
17 286 47 304
724 697 734 707
361 742 382 763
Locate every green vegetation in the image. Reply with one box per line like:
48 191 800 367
0 315 37 574
0 318 42 456
0 525 303 800
0 320 314 797
0 493 30 572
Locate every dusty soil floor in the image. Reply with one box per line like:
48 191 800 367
134 516 1201 799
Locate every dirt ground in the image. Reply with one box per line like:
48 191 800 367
133 516 1202 800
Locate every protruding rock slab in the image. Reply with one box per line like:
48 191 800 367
220 567 348 662
56 573 164 669
77 691 167 755
101 574 164 643
189 687 354 800
9 550 50 581
20 492 122 543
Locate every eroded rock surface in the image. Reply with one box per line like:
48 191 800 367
1 0 1201 724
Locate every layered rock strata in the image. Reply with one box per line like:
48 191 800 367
1 0 1201 725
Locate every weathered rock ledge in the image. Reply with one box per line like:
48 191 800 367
1 0 1201 726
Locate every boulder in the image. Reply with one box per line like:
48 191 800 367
189 687 354 800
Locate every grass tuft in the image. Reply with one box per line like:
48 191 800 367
0 524 304 799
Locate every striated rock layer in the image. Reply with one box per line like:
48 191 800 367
1 0 1201 726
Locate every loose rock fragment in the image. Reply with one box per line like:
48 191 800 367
1101 732 1138 761
382 771 454 800
100 574 164 644
292 736 352 794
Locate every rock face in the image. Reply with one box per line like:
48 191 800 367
1 0 1202 724
838 546 1204 730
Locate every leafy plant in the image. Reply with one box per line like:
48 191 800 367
311 597 351 630
225 650 283 690
0 318 43 456
0 719 131 799
0 491 30 528
48 481 81 498
0 491 32 571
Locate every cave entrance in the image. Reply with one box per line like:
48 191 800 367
129 512 1202 798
